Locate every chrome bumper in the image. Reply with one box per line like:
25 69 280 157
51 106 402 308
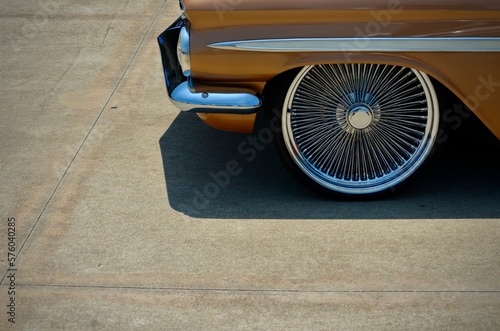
158 18 262 114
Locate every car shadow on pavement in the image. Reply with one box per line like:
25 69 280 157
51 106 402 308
159 112 500 219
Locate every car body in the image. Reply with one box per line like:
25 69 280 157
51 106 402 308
158 0 500 198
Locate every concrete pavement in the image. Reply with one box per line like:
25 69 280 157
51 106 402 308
1 0 499 330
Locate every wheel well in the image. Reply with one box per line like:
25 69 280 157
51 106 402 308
429 76 495 143
262 67 302 114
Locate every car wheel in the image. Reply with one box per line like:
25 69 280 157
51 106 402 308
266 63 443 198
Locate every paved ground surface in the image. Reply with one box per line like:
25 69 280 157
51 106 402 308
1 0 499 330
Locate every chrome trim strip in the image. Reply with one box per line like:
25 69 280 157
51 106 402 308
170 82 261 114
209 37 500 53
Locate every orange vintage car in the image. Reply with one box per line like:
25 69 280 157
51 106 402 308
158 0 500 198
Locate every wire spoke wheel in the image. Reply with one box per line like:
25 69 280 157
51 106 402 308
281 64 440 196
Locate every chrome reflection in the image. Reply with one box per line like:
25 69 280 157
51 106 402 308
177 26 191 77
170 82 261 114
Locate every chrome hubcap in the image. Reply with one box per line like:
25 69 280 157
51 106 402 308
282 64 440 195
347 103 374 130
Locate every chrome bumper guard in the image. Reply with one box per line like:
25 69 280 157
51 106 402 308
158 18 262 114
